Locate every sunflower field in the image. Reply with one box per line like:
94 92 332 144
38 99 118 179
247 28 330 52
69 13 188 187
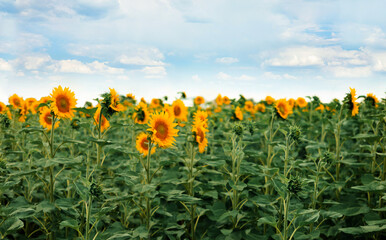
0 87 385 240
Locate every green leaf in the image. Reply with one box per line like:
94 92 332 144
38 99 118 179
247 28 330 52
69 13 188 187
0 217 24 236
60 219 79 230
339 225 386 234
330 204 370 217
73 107 97 116
258 216 277 227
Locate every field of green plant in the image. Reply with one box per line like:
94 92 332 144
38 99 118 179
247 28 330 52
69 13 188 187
0 87 385 240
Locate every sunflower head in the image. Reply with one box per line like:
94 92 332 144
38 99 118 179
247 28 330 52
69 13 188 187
136 132 156 156
255 103 266 113
147 111 179 148
0 102 8 114
192 120 208 153
216 94 223 106
223 96 231 105
51 86 77 119
150 98 162 109
134 102 150 124
315 104 325 112
365 93 379 108
39 107 60 130
288 98 295 108
234 106 243 121
344 88 359 116
265 96 275 105
178 91 187 99
94 105 110 132
172 99 188 122
275 99 293 120
9 94 24 109
193 110 208 127
194 96 205 105
296 97 308 108
244 101 254 112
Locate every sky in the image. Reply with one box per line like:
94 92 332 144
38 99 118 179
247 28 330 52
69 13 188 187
0 0 385 106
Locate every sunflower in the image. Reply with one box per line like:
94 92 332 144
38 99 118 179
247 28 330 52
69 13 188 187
223 96 231 105
255 103 266 113
94 105 110 132
9 94 23 109
244 101 254 112
147 111 178 148
193 110 208 127
348 88 359 116
214 106 222 113
134 102 150 124
0 102 8 113
109 88 125 112
296 97 308 108
234 106 243 120
50 86 77 119
216 94 223 106
275 99 293 119
315 104 325 112
136 132 156 156
194 96 205 105
288 98 295 109
126 93 136 100
162 104 175 118
366 93 379 108
24 98 37 114
172 99 188 122
151 98 162 109
192 120 208 153
265 96 275 105
39 107 60 130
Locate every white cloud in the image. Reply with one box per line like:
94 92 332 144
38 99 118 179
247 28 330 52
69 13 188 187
15 54 52 70
0 58 13 71
217 72 256 81
192 74 201 82
141 66 166 78
215 57 239 64
216 72 232 81
263 72 297 80
328 66 372 78
49 59 124 74
372 52 386 71
119 48 165 66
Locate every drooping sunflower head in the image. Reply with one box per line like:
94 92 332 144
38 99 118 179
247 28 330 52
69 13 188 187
126 93 136 101
134 102 150 124
9 94 24 109
265 96 275 105
109 88 125 112
94 105 110 132
192 120 209 153
234 106 243 121
223 96 231 105
39 107 60 130
296 97 308 108
136 132 156 156
172 99 188 122
50 86 77 119
365 93 379 108
275 99 293 120
244 101 254 112
255 103 266 113
147 111 179 148
216 94 223 106
194 96 205 105
344 88 359 116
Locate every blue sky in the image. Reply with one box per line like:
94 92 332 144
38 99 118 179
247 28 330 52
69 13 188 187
0 0 385 105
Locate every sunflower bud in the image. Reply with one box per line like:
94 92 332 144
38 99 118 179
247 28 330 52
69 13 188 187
0 114 10 128
232 123 244 136
287 176 302 195
71 118 80 130
90 182 103 199
289 125 301 144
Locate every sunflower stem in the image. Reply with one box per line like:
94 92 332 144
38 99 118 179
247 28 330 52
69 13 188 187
145 141 153 240
265 111 275 195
